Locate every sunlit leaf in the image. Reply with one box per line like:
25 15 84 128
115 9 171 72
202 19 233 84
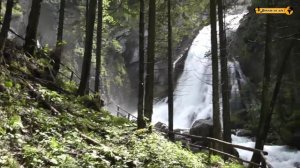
9 115 23 129
4 81 13 88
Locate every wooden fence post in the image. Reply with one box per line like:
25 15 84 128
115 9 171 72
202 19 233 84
261 152 267 168
117 105 120 116
208 140 212 165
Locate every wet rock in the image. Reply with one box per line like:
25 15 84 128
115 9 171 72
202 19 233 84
266 130 282 144
174 129 190 142
154 122 168 133
291 130 300 149
233 148 240 157
280 125 300 149
174 129 189 134
190 119 213 137
294 162 300 168
189 119 213 144
236 129 253 137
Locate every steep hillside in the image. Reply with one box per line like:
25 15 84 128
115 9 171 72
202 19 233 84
0 44 242 167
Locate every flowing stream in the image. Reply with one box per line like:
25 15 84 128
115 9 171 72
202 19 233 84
232 135 300 167
152 9 300 168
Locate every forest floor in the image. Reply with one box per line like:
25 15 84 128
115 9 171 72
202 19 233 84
0 42 243 167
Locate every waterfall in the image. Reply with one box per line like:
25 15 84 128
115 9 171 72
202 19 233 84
152 8 300 168
152 12 247 129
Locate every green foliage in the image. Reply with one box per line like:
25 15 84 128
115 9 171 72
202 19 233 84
74 45 84 57
59 80 78 93
8 114 23 130
12 3 22 17
128 133 206 167
114 75 123 86
209 155 244 168
0 154 20 168
40 44 52 55
111 39 123 53
56 40 67 47
4 80 13 88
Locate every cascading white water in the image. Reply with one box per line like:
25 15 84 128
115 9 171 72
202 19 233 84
152 8 300 168
152 12 247 129
232 135 300 168
153 25 212 129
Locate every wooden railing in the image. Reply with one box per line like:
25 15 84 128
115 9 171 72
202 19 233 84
115 105 137 121
169 131 270 168
112 104 271 168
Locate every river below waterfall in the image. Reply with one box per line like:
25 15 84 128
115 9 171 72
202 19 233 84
232 135 300 167
152 8 300 168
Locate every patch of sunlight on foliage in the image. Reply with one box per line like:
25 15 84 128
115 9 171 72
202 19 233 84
0 154 20 168
60 80 78 93
205 155 244 168
128 132 206 168
8 114 23 130
36 58 51 67
74 46 84 56
4 80 13 88
114 75 123 86
112 39 123 53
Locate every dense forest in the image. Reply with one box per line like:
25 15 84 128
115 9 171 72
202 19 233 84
0 0 300 167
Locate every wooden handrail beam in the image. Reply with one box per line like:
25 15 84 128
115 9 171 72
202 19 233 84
188 143 262 167
115 105 137 119
170 132 268 155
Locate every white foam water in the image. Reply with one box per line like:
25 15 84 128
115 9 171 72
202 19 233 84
152 12 247 129
232 135 300 168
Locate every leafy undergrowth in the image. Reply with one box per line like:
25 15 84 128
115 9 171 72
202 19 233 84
0 50 243 167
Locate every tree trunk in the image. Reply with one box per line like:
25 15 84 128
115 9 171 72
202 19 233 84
0 0 14 55
85 0 90 95
167 0 174 141
218 0 231 153
77 0 97 96
210 0 222 150
0 0 2 19
144 0 156 122
269 40 294 122
250 14 272 165
251 40 295 166
24 0 43 56
137 0 146 129
95 0 103 94
52 0 65 77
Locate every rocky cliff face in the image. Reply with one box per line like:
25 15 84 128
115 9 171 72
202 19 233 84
229 1 300 148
